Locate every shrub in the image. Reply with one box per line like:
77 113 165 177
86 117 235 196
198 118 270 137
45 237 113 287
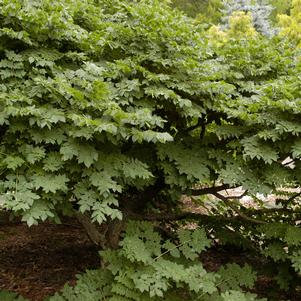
1 0 301 300
278 0 301 47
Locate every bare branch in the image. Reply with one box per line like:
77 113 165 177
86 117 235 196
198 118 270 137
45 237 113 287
286 191 301 203
212 192 266 224
281 158 295 167
126 210 263 224
126 211 200 221
188 184 234 196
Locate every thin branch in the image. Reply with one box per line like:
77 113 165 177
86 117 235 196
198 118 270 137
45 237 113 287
282 159 295 167
153 240 188 261
188 184 233 196
247 207 294 214
286 191 301 203
127 212 201 221
213 192 266 224
127 211 262 224
224 189 248 199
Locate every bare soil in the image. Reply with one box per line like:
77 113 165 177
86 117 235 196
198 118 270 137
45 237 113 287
0 219 99 301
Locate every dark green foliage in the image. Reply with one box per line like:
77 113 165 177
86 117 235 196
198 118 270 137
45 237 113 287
0 291 29 301
0 0 207 225
1 0 298 228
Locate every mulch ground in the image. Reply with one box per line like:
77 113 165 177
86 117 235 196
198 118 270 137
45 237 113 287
0 219 100 301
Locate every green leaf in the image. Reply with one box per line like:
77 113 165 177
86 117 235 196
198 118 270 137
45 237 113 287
3 156 25 170
31 174 69 193
19 145 46 164
43 153 63 172
76 145 98 168
89 172 122 195
178 228 211 260
221 291 266 301
218 264 257 291
292 139 301 158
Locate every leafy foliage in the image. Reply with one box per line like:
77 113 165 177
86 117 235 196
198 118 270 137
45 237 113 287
0 0 299 226
49 222 265 301
269 0 292 22
207 10 258 44
172 0 223 21
0 291 29 301
0 0 202 225
278 0 301 47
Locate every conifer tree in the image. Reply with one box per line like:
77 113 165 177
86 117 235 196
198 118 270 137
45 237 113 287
222 0 277 36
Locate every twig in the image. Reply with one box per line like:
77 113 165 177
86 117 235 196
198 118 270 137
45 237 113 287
153 240 189 261
212 192 266 224
127 211 262 225
282 159 295 166
286 191 301 203
189 184 235 196
224 189 248 200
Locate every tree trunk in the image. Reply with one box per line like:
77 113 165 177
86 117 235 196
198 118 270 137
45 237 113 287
74 211 125 250
106 218 126 249
74 211 107 248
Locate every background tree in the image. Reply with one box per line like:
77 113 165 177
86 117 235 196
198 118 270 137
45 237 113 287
269 0 292 22
171 0 291 27
278 0 301 47
221 0 277 37
172 0 223 22
208 9 258 44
